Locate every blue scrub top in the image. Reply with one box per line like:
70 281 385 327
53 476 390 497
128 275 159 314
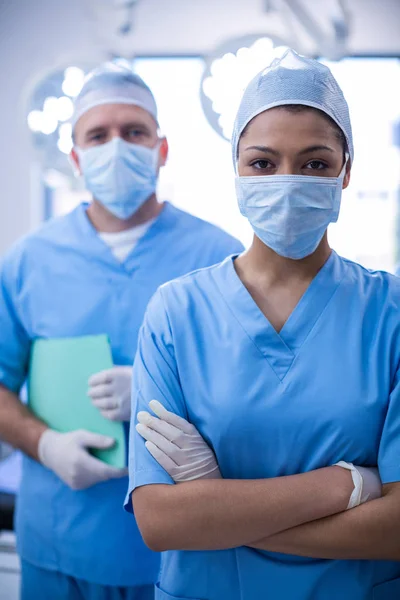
128 251 400 600
0 202 243 587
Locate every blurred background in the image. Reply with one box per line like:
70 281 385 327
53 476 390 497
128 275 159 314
0 0 399 596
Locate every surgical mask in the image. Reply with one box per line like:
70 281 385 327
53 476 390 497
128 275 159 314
235 160 347 260
76 137 159 220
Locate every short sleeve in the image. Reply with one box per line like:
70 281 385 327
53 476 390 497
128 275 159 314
124 287 186 512
0 254 31 393
378 366 400 483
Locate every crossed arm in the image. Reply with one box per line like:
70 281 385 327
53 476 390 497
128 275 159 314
134 471 400 560
133 398 354 552
248 480 400 560
133 467 353 552
131 292 400 561
132 402 399 560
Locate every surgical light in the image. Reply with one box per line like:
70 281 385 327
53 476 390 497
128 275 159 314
56 96 74 122
201 36 289 141
62 67 85 98
41 114 58 135
43 96 59 116
57 137 73 155
57 123 73 154
27 110 44 133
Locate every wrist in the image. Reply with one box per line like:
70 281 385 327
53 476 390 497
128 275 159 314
37 428 55 465
116 366 132 378
331 465 355 510
22 416 48 462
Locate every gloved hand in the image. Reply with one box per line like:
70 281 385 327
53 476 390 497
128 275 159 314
137 401 382 510
38 429 128 490
88 366 132 422
335 461 382 509
136 400 221 482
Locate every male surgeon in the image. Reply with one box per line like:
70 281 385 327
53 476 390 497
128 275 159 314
0 63 243 599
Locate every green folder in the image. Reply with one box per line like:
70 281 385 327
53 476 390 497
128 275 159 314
29 335 126 468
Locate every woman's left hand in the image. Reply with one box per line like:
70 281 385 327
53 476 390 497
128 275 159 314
136 400 222 482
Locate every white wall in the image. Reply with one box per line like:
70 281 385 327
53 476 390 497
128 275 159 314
0 1 104 255
0 0 399 255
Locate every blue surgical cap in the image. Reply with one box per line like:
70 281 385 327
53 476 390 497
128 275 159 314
232 49 353 167
72 62 158 130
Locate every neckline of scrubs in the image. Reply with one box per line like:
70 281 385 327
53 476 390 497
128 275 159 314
74 201 177 274
214 251 345 382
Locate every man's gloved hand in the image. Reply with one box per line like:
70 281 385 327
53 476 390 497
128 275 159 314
88 366 132 422
38 429 128 490
335 461 382 509
136 400 221 482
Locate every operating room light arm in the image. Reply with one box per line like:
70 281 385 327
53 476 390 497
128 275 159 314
248 482 400 561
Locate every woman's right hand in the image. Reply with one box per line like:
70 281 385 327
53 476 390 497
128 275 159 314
136 400 382 511
335 462 382 509
136 400 221 482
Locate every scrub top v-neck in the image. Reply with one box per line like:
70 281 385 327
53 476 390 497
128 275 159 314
0 201 243 587
128 252 400 600
214 251 343 382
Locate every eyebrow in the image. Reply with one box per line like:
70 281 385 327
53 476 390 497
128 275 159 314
121 121 151 132
244 145 280 155
298 145 335 155
85 126 106 138
85 122 151 138
244 144 335 156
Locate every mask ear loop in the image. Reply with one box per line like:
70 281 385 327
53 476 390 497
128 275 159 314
339 152 349 179
234 129 242 176
234 149 241 176
151 139 163 170
69 145 82 178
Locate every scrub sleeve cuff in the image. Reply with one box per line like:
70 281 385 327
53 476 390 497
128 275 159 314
379 466 400 485
124 468 174 513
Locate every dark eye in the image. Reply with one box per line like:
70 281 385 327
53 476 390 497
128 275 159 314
126 128 146 140
89 132 106 143
305 160 328 170
251 159 273 170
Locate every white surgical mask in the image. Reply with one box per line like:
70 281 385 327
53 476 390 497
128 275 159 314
235 159 348 260
76 137 159 220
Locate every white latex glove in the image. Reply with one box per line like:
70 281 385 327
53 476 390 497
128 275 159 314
136 400 221 482
88 366 132 422
137 402 383 508
335 461 382 509
38 429 128 490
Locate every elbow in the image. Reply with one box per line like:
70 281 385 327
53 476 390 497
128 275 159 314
384 540 400 562
143 533 170 553
389 528 400 562
382 483 400 561
392 549 400 562
132 486 175 552
138 520 170 553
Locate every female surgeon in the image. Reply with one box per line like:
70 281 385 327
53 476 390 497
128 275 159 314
126 50 400 599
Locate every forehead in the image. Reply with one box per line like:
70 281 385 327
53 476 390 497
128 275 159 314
240 107 340 149
74 103 157 136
